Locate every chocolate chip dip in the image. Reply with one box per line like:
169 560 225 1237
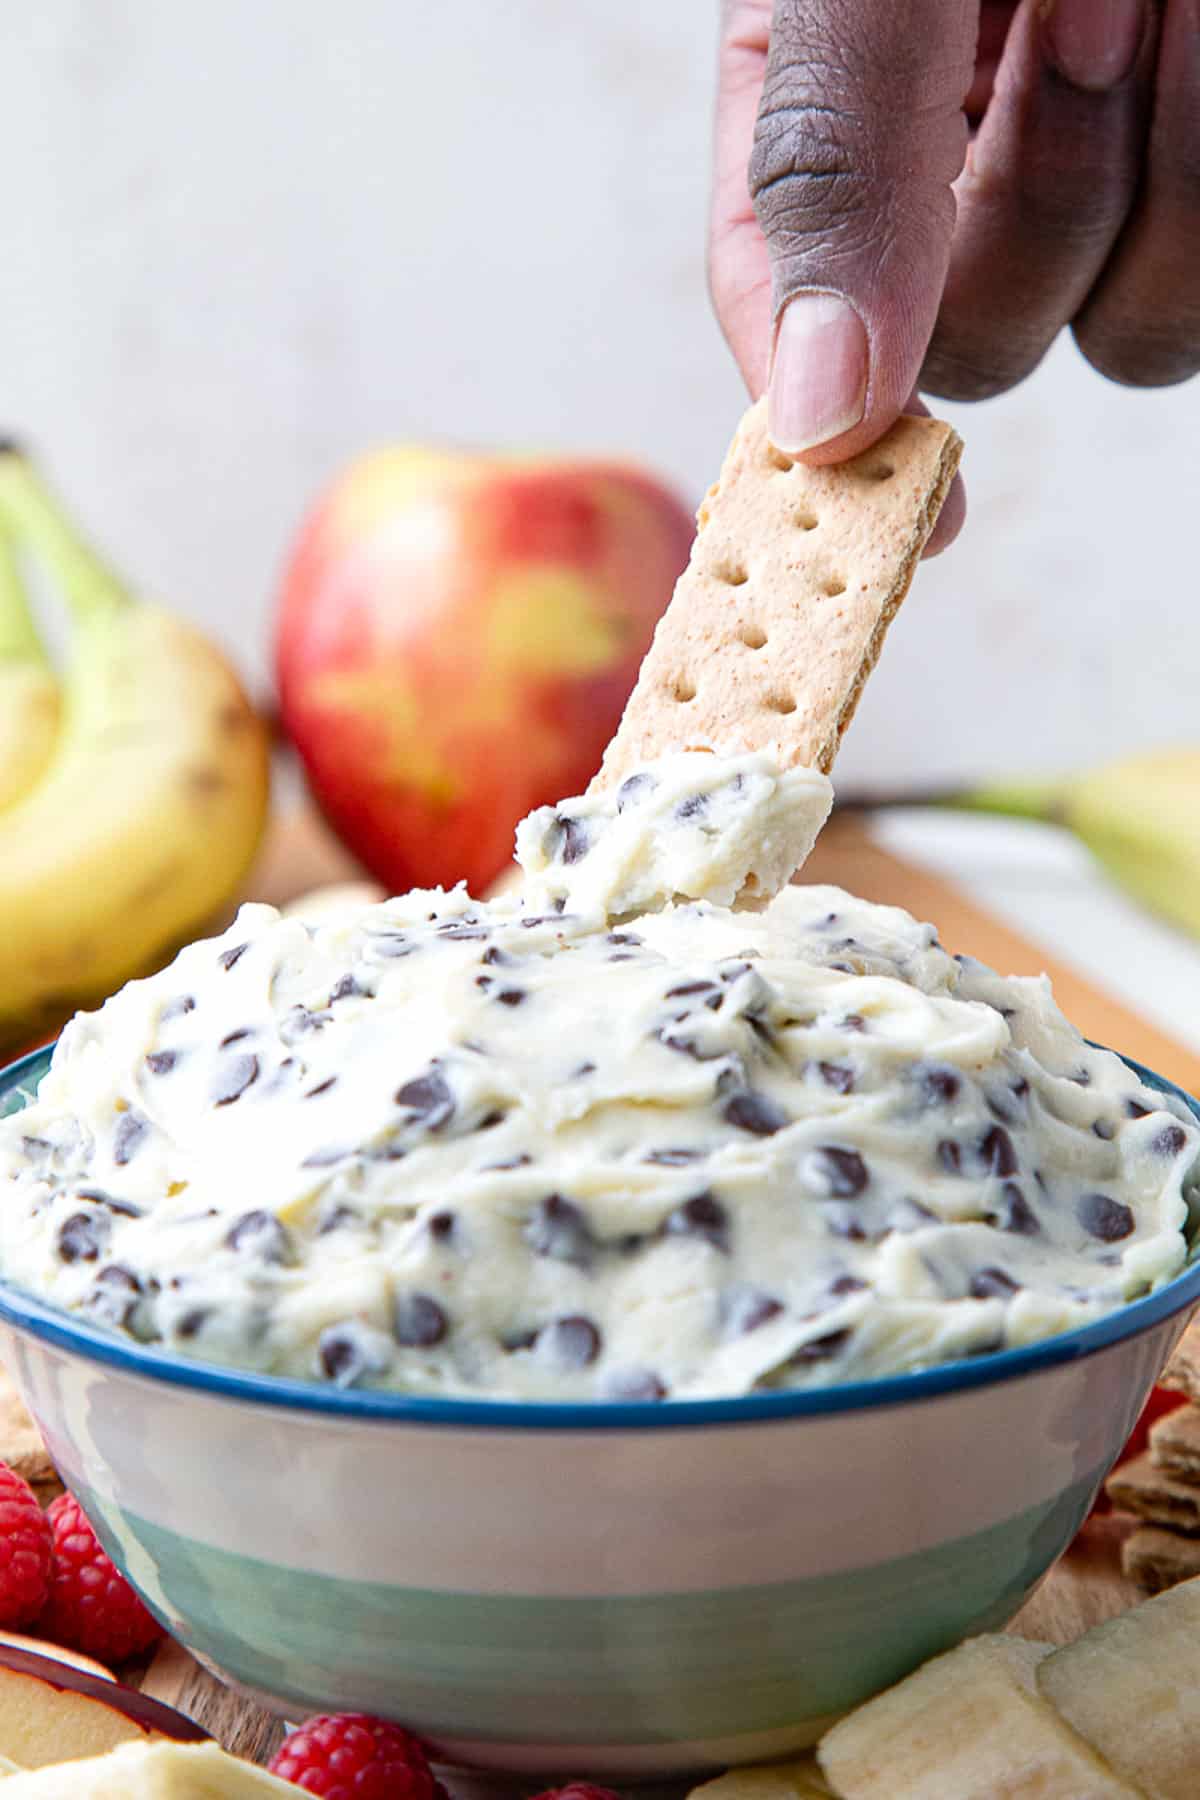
0 751 1196 1400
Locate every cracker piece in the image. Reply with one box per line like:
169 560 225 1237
0 1369 54 1487
688 1756 835 1800
1160 1316 1200 1402
1148 1404 1200 1481
1038 1576 1200 1799
592 400 962 789
1122 1525 1200 1595
1105 1452 1200 1531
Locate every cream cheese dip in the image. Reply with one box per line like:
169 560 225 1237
0 750 1195 1400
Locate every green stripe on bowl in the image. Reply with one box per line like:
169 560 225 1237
76 1472 1099 1746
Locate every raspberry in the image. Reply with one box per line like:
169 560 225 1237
0 1462 53 1628
40 1491 163 1662
528 1786 623 1800
268 1713 442 1799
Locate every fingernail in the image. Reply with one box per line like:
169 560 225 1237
768 294 869 455
1041 0 1144 91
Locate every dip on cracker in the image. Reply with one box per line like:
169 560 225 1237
0 404 1195 1401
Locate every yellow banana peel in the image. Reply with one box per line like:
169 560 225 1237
0 449 271 1053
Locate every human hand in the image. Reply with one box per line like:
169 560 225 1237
710 1 1199 550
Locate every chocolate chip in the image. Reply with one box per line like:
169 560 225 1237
56 1213 107 1264
572 1062 596 1078
1069 1068 1092 1087
395 1068 455 1130
539 1314 601 1368
553 815 590 864
819 1062 855 1095
496 988 526 1007
372 935 416 958
319 1323 384 1387
483 1152 533 1171
830 1273 868 1296
145 1051 178 1076
938 1140 963 1175
979 1125 1019 1176
329 974 367 1002
303 1077 338 1099
723 1090 789 1136
1093 1119 1116 1140
475 1109 506 1132
226 1210 292 1263
1078 1192 1135 1243
281 1005 329 1043
428 1210 457 1243
675 793 708 821
643 1147 705 1166
823 1206 867 1242
218 943 248 971
438 924 490 942
1153 1124 1189 1157
666 980 721 1000
802 1145 868 1197
991 1181 1039 1236
79 1188 142 1219
891 1197 937 1231
664 1192 730 1253
318 1203 360 1235
394 1292 449 1348
616 772 655 811
176 1307 210 1339
112 1111 148 1166
212 1054 259 1106
607 931 643 947
604 1367 668 1401
220 1028 254 1047
301 1145 351 1168
85 1264 143 1329
482 945 514 966
840 1013 867 1032
790 1327 852 1363
970 1267 1021 1300
720 1284 783 1336
525 1194 594 1267
657 1026 724 1062
1126 1099 1151 1119
160 995 196 1022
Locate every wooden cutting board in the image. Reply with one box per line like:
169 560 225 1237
112 806 1200 1761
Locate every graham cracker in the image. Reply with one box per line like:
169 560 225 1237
1161 1315 1200 1402
1121 1525 1200 1595
1149 1404 1200 1481
592 400 962 788
1105 1452 1200 1531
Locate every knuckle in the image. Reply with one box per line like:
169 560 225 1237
920 328 1049 402
1073 315 1200 388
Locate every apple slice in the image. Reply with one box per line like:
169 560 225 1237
817 1635 1143 1798
0 1643 204 1770
0 1631 113 1685
0 1739 300 1795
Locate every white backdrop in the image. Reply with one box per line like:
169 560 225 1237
5 1 1197 791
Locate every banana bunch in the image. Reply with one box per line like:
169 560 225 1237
850 751 1200 941
0 448 271 1054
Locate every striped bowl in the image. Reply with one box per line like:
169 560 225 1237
0 1044 1197 1779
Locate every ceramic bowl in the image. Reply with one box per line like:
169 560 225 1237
0 1044 1197 1779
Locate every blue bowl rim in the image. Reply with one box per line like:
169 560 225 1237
0 1043 1197 1433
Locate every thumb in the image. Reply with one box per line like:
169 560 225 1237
753 0 978 460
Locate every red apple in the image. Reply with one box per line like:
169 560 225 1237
274 445 694 895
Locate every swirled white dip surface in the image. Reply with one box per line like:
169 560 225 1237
0 752 1195 1400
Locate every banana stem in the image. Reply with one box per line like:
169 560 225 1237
0 451 128 626
0 528 48 664
835 780 1068 825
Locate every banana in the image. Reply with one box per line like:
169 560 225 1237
839 748 1200 942
0 449 270 1052
0 527 59 813
937 749 1200 941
